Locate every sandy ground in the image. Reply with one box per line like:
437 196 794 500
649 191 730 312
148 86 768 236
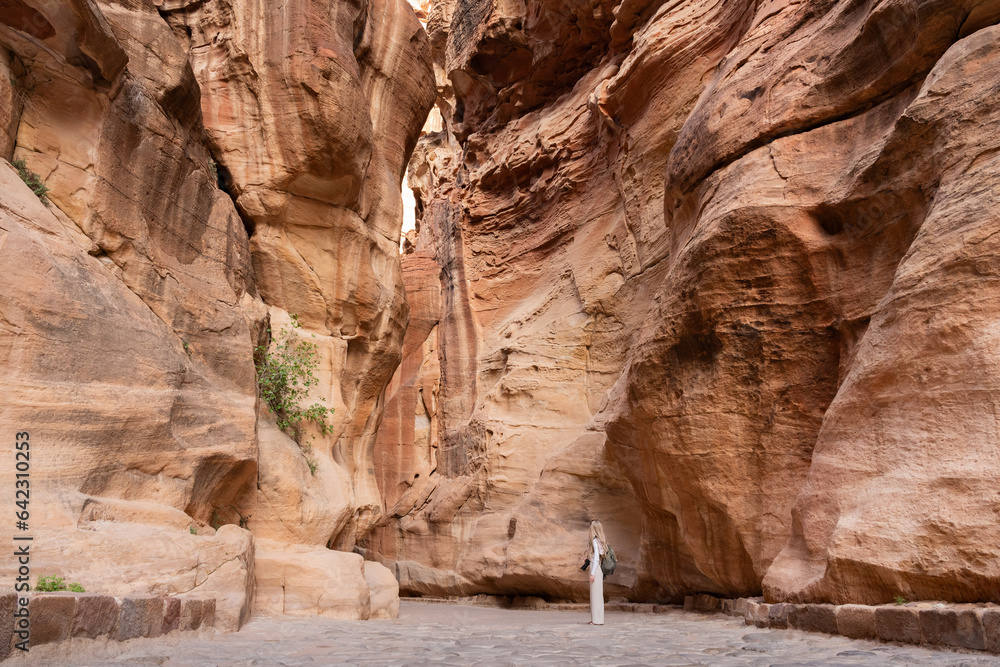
17 601 1000 666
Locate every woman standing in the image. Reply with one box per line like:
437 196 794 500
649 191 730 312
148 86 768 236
588 520 607 625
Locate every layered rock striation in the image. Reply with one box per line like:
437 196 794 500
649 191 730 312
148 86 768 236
3 0 999 618
372 0 1000 606
0 0 432 623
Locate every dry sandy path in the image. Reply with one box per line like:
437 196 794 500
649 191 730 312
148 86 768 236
61 601 1000 666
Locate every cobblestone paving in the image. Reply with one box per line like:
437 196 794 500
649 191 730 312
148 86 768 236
83 602 1000 666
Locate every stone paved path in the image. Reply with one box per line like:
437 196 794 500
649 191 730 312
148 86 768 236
75 602 1000 666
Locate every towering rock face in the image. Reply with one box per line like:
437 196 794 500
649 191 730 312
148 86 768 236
0 0 432 623
159 0 436 549
372 0 1000 605
0 0 264 627
4 0 999 616
763 23 1000 605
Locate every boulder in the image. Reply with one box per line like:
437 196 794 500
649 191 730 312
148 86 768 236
25 523 254 633
365 561 401 620
692 594 720 613
732 598 748 618
255 539 396 620
753 603 771 629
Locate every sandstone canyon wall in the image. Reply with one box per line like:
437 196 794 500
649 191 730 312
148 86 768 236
4 0 1000 622
0 0 433 625
371 0 1000 606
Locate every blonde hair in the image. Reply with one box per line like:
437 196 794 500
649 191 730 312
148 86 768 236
588 520 607 551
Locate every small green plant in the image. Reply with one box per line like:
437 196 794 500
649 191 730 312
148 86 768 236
12 158 50 204
208 158 218 184
35 576 84 592
302 442 318 476
255 315 333 473
212 504 251 529
189 526 198 535
35 576 63 591
893 595 908 605
182 339 191 357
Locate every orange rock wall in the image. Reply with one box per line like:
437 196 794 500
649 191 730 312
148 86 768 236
4 0 999 615
372 0 1000 605
159 0 436 549
0 0 433 621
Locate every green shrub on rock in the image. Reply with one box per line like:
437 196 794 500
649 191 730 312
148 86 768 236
254 315 333 474
12 158 50 204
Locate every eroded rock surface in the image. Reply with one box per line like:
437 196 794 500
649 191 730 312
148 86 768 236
255 538 399 620
4 0 999 619
159 0 436 548
372 0 1000 605
1 0 432 623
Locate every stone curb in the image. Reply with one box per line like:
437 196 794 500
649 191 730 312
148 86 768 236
708 594 1000 655
2 592 216 656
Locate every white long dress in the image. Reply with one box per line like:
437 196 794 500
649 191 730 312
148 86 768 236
590 537 604 624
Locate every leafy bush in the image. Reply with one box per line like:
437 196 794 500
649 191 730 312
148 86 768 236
255 315 333 474
35 576 85 592
12 158 50 204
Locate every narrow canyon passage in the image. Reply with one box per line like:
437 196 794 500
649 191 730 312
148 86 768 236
1 0 1000 659
368 0 1000 609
